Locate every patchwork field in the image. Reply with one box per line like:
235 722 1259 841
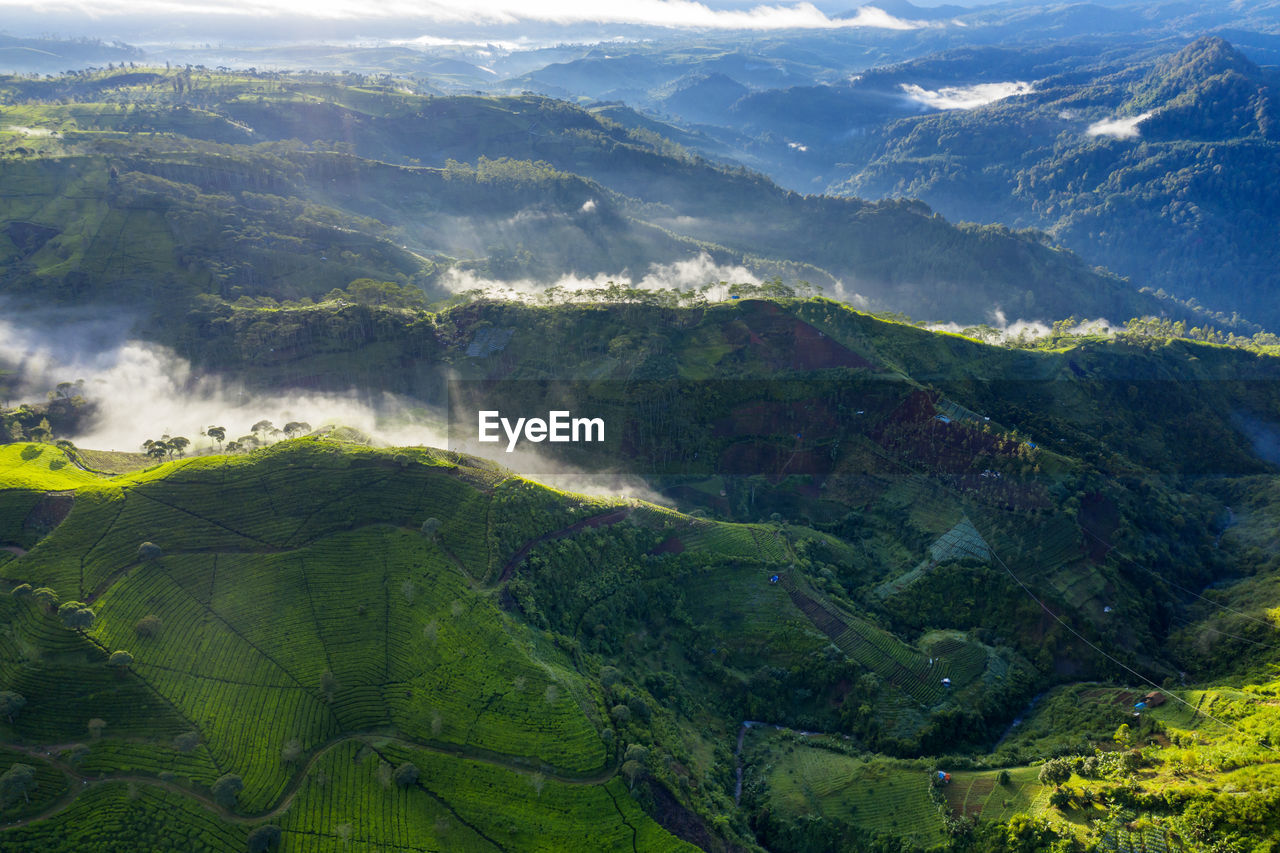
0 440 695 851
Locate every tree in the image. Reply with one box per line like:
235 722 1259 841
134 614 162 637
10 583 32 599
283 421 311 437
87 718 107 739
168 436 190 457
206 426 226 450
58 601 95 631
138 542 163 561
32 587 58 610
1038 758 1072 786
280 739 302 764
247 824 282 852
0 691 25 723
393 762 419 787
1048 787 1072 810
0 763 36 807
108 650 134 669
212 773 244 808
420 518 441 538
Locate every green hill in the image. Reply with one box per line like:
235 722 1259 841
4 293 1280 850
0 67 1171 325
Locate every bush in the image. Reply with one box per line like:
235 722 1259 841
134 614 162 637
247 824 282 852
393 762 420 787
212 774 244 808
138 542 163 561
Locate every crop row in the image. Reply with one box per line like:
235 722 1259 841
0 782 248 852
391 746 691 852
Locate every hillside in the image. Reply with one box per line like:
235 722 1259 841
4 296 1280 850
0 67 1174 325
822 36 1280 328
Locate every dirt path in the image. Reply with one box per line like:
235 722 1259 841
1 729 617 833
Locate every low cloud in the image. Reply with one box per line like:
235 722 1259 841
439 251 765 299
0 310 444 453
900 81 1033 111
1086 112 1152 139
927 314 1115 343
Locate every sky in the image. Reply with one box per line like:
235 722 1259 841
0 0 963 42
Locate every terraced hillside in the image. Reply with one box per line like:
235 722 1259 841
0 440 703 851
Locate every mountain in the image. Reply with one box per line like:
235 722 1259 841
0 68 1176 326
3 295 1280 850
823 36 1280 327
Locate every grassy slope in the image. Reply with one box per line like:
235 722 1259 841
0 439 696 851
0 68 1172 324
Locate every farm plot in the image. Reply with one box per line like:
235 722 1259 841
0 748 68 821
780 575 948 707
682 520 790 563
89 561 339 811
0 781 248 853
0 489 44 548
1 595 195 746
918 631 990 688
385 745 695 852
277 739 494 852
0 443 102 491
754 733 946 846
1099 821 1187 853
876 515 991 598
942 766 1045 823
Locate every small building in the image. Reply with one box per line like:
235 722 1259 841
769 575 780 584
941 677 952 688
1142 691 1166 707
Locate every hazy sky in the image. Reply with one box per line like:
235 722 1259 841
0 0 945 39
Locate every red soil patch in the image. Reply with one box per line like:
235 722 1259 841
726 300 879 372
650 536 686 555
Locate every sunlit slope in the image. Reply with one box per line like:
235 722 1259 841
0 439 695 851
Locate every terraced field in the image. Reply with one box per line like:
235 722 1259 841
941 765 1045 823
749 729 946 846
0 440 694 851
778 573 952 707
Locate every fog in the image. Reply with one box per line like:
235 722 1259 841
927 314 1115 343
0 308 674 501
900 81 1033 111
1086 112 1152 139
0 310 445 453
438 251 766 300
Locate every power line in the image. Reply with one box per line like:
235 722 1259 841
986 541 1278 753
865 443 1278 751
1082 526 1280 633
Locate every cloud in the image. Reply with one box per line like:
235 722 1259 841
900 81 1033 111
0 309 445 452
0 0 932 30
438 251 765 298
1086 112 1152 139
927 315 1115 343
